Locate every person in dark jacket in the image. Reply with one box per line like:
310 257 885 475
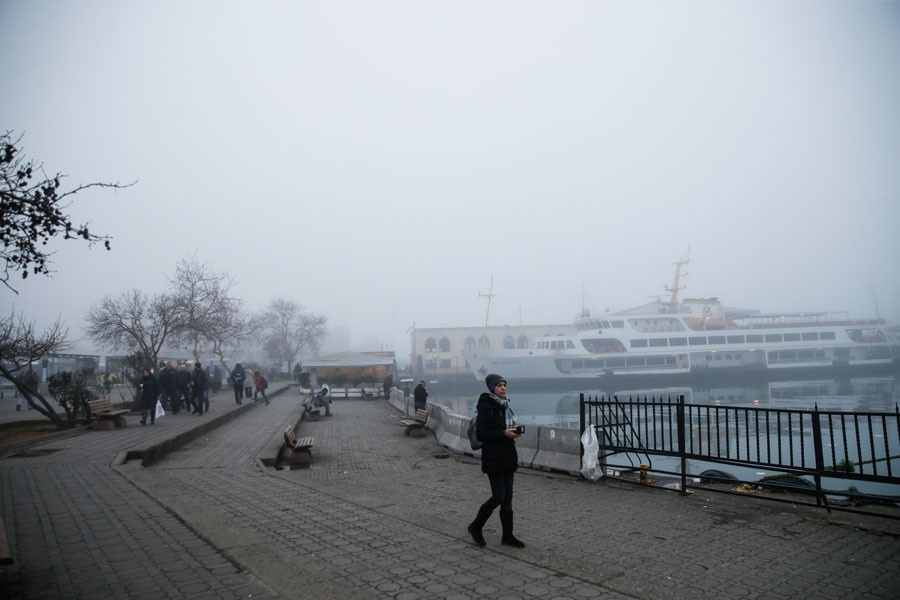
413 380 428 411
192 361 210 415
467 373 525 548
139 368 160 426
230 363 246 405
176 363 193 413
158 361 179 413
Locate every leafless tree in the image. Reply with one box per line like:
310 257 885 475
0 311 72 428
1 131 132 293
85 289 181 370
168 256 250 373
258 298 327 373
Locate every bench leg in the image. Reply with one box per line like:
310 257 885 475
288 449 312 468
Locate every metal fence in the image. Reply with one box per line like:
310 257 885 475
579 393 900 517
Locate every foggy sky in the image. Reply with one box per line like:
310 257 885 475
2 1 899 362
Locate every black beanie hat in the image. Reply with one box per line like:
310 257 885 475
485 373 506 393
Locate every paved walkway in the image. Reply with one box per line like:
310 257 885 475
1 385 899 599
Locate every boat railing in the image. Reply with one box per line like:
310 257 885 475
580 393 900 519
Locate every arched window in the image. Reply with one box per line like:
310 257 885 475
439 337 451 352
478 336 490 350
503 336 515 349
464 337 477 350
425 337 437 352
517 335 529 349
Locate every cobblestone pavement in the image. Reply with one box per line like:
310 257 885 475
2 386 900 599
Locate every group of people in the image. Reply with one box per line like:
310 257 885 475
140 360 211 424
228 363 269 406
138 361 272 426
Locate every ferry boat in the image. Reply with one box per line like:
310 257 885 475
462 257 895 386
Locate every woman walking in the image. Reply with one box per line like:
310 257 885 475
254 371 269 405
467 373 525 548
139 367 160 425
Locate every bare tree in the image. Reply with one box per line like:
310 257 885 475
168 256 251 372
85 289 181 370
258 299 327 373
0 131 132 293
0 311 72 428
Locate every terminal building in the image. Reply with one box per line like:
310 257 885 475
409 323 576 385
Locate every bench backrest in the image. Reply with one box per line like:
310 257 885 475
284 425 297 447
88 398 113 414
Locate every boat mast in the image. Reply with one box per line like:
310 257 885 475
479 277 495 344
665 248 690 313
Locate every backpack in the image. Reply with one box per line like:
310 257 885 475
261 377 268 390
467 416 482 451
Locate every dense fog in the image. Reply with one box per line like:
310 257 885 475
2 1 898 363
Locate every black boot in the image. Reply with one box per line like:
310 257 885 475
467 506 493 547
500 511 525 548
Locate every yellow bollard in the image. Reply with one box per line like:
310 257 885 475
639 463 649 483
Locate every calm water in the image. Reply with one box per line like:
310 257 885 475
428 375 900 425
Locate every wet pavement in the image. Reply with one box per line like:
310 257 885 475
1 384 899 599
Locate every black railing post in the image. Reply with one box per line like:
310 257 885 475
677 394 687 496
811 406 830 511
579 393 585 479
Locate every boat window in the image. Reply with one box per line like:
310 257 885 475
689 336 707 345
550 341 559 350
820 331 836 340
833 348 850 357
783 333 801 342
582 338 626 353
611 320 624 328
668 337 687 346
666 356 677 365
626 357 645 366
797 349 815 359
566 340 576 349
631 339 649 348
601 321 611 328
649 338 667 347
607 358 625 367
780 350 797 359
765 334 782 343
801 332 818 341
586 359 604 368
646 356 666 366
708 336 726 344
746 334 763 343
727 335 745 344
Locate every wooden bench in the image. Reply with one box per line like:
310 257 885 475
86 398 129 429
282 425 314 468
400 408 428 437
302 396 321 421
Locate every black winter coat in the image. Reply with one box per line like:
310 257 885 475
139 375 160 407
475 393 518 475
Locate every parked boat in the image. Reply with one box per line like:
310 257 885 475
462 257 894 386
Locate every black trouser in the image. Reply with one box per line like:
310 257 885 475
178 388 193 412
481 471 514 513
233 384 243 403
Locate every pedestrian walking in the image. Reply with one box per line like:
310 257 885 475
139 368 160 425
467 373 525 548
158 361 178 412
255 371 269 405
230 363 246 405
192 362 210 415
176 363 193 413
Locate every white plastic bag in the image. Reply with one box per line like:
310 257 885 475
155 399 166 419
580 426 602 481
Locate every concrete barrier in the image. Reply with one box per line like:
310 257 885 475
388 395 582 476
